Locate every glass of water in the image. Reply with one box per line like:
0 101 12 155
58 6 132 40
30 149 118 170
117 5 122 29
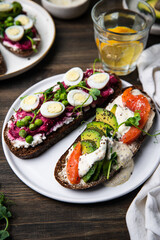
91 0 155 76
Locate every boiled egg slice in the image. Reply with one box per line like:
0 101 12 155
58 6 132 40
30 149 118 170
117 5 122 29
87 72 110 90
63 67 83 86
5 26 24 42
67 89 93 107
0 2 13 12
40 101 65 118
20 95 39 112
14 14 34 30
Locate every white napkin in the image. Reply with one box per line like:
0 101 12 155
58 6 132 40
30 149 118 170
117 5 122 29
137 44 160 111
126 164 160 240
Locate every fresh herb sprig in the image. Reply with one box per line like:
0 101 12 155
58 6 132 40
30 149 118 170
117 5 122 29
112 111 141 138
0 193 12 240
93 58 101 74
66 82 101 111
26 35 37 53
30 87 54 122
112 111 160 139
67 82 101 101
103 152 118 179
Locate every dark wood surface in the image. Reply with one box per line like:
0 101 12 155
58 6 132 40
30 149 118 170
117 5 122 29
0 0 160 239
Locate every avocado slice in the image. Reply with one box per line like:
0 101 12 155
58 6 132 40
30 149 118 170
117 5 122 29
82 163 98 183
110 104 117 115
81 129 103 148
73 140 97 154
96 108 118 130
87 121 113 136
138 0 160 23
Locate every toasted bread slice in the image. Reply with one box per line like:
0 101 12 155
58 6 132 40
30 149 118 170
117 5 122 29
54 87 156 190
3 73 122 159
0 51 7 75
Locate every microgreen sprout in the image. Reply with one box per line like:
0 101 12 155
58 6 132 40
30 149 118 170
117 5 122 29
93 58 101 74
112 111 160 139
26 35 37 53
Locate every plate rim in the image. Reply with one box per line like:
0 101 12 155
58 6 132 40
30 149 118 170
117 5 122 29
2 75 160 204
0 0 56 81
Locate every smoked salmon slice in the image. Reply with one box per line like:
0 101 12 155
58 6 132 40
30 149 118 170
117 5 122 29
121 88 151 144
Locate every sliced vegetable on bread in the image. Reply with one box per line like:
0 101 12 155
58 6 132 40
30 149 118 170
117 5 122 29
3 67 122 159
54 86 156 190
0 1 40 57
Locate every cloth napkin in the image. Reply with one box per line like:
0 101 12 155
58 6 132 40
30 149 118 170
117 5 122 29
126 164 160 240
126 44 160 240
137 44 160 111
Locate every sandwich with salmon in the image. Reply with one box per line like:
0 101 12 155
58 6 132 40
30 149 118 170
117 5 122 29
54 86 156 189
4 66 122 159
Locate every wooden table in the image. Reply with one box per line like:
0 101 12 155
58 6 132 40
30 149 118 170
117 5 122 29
0 0 159 239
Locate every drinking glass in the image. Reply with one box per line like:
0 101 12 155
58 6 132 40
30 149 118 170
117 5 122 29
91 0 155 76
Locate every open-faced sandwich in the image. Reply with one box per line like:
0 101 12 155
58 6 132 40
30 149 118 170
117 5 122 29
0 50 7 75
54 86 156 189
4 67 122 159
0 1 40 57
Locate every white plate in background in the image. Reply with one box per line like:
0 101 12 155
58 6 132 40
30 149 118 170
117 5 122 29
0 0 56 81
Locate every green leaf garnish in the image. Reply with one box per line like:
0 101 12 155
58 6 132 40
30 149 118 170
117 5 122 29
112 110 160 139
107 152 118 179
67 83 101 111
20 95 28 100
112 111 141 138
26 35 37 53
125 111 141 127
89 88 101 101
103 151 118 179
0 193 12 240
93 58 101 74
57 82 66 94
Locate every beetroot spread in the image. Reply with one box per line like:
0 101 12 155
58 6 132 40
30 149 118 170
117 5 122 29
3 27 38 50
8 108 76 141
8 69 119 143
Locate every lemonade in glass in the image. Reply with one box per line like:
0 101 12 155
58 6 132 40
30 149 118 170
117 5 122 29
91 1 155 76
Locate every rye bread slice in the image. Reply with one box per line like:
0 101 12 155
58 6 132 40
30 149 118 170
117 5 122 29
0 30 41 57
54 87 156 190
0 51 7 75
3 75 122 159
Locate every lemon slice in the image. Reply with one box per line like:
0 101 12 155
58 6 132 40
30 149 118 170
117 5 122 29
100 41 143 67
96 26 143 68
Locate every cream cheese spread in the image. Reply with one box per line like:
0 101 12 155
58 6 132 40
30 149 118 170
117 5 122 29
78 136 107 177
11 133 46 148
106 94 134 137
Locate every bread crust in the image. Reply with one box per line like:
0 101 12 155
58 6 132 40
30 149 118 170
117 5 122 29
54 86 156 190
4 75 122 159
0 51 7 75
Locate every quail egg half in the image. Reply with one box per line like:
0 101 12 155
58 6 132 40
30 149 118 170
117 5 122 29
15 14 34 30
67 89 93 107
5 25 24 42
87 72 110 89
63 67 83 86
20 95 39 112
0 2 13 12
40 101 65 118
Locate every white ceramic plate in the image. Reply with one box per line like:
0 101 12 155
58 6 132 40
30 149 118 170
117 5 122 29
0 0 56 81
2 74 160 203
122 0 160 35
